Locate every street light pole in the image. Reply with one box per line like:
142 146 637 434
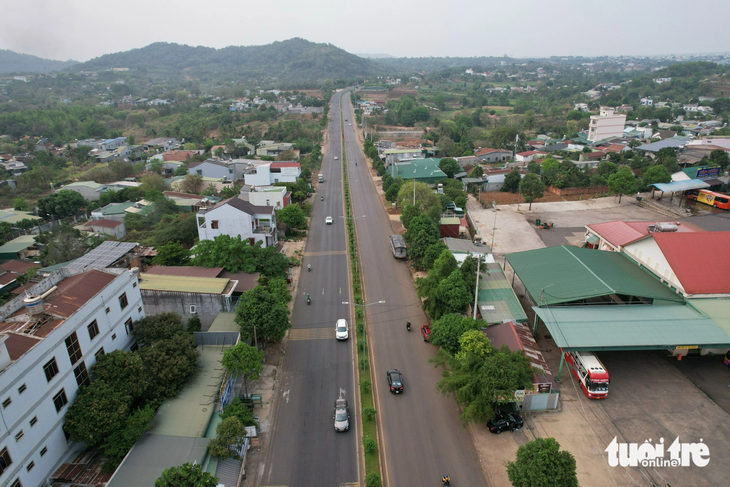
491 201 497 252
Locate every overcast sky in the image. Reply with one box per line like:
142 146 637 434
2 0 730 62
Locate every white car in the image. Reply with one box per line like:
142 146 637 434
334 156 339 160
333 398 350 432
335 319 349 340
326 216 333 225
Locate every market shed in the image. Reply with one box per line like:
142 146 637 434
505 245 684 307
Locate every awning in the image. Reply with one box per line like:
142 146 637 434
651 179 710 192
586 235 599 245
702 178 725 186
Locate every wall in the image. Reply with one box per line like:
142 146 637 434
243 165 271 187
140 290 228 330
546 185 608 196
189 162 232 179
622 239 680 292
198 205 253 242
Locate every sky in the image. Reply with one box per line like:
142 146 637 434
2 0 730 62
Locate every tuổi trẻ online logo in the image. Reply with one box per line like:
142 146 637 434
605 437 710 467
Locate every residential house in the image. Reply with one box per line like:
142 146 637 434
144 138 181 152
242 162 300 187
59 181 104 201
240 186 290 209
0 267 142 487
162 150 201 162
387 158 447 184
83 219 126 239
382 149 423 165
91 202 136 222
474 147 511 163
99 137 127 151
188 160 234 180
573 103 589 112
640 97 653 106
0 160 28 177
0 235 41 260
583 220 698 252
163 192 214 212
588 107 627 142
170 176 233 194
515 151 547 164
197 198 277 247
256 142 296 158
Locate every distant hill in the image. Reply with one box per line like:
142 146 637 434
70 38 381 80
372 56 516 72
356 53 395 59
0 49 77 74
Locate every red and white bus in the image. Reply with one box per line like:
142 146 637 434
565 351 609 399
685 189 730 210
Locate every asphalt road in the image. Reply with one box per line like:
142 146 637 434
261 91 359 487
340 94 489 487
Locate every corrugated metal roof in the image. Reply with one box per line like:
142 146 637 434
586 220 698 248
478 264 528 323
0 235 37 254
533 304 730 350
139 274 229 294
485 321 552 383
145 266 224 279
653 232 730 295
637 136 691 152
506 246 684 306
651 179 710 192
1 260 40 274
689 299 730 337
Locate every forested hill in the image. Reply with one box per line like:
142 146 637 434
70 38 381 80
0 49 78 74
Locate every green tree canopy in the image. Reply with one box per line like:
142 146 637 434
519 173 546 210
709 149 730 169
91 350 149 403
469 165 484 178
64 380 132 447
139 333 199 404
403 214 440 270
501 169 521 193
507 438 578 487
235 286 290 343
37 190 88 218
540 158 560 186
607 167 638 202
152 242 191 266
590 161 618 186
439 158 461 178
277 204 307 229
400 204 421 229
429 314 483 356
207 417 247 460
191 235 288 277
396 181 441 216
155 463 219 487
641 164 672 190
132 313 185 346
221 342 264 395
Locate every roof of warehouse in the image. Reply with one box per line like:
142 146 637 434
586 220 698 248
138 273 231 294
651 179 710 192
477 264 527 323
653 232 730 295
688 299 730 337
506 246 684 306
533 304 730 350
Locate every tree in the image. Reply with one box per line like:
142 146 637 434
258 275 292 305
277 204 307 229
186 314 202 333
590 161 618 186
501 169 521 193
235 286 290 343
710 149 730 169
519 174 545 210
607 167 638 202
13 197 28 211
139 334 199 404
400 204 421 229
507 438 578 487
403 214 440 270
641 164 671 190
180 174 204 194
155 463 218 487
153 242 191 266
469 165 484 178
91 351 149 403
396 181 441 216
64 380 132 447
140 174 168 192
132 313 185 346
221 342 264 395
37 190 88 218
207 417 247 460
439 158 461 178
429 314 482 356
39 224 88 265
101 406 156 471
540 158 560 186
220 397 258 427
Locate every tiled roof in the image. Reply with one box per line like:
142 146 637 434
475 147 510 156
653 232 730 295
207 197 273 215
1 260 40 274
587 220 696 248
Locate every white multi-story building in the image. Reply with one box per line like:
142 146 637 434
587 107 627 142
242 162 300 187
0 268 142 487
197 198 277 247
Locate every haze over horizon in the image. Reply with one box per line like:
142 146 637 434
2 0 730 63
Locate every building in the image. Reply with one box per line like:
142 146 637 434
474 148 512 163
240 186 290 209
0 267 142 487
0 236 40 261
256 142 296 158
382 149 423 165
197 198 277 247
58 182 105 201
514 151 547 164
388 158 447 184
584 220 699 252
83 219 126 239
99 137 127 151
242 162 300 187
188 160 234 179
90 202 136 222
162 150 202 162
587 107 627 142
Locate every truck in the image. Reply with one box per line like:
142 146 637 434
390 234 407 259
318 174 324 183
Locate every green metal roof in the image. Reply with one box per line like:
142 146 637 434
208 312 240 332
139 274 229 294
688 299 730 338
533 304 730 350
506 246 684 306
98 202 135 215
478 264 528 323
0 235 37 254
0 210 41 224
390 158 447 180
63 181 104 189
440 217 461 225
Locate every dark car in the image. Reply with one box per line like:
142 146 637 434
421 325 431 342
387 369 404 394
487 413 524 434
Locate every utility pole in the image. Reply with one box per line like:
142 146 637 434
472 256 481 320
413 177 416 206
491 201 497 251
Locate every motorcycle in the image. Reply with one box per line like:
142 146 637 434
442 476 451 487
406 321 411 332
307 264 311 272
321 196 324 201
306 294 311 305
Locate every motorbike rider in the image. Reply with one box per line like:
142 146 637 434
307 263 311 271
406 321 411 331
442 475 451 486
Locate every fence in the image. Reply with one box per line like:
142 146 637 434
193 331 240 346
522 391 560 411
546 185 608 196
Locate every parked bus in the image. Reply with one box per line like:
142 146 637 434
390 234 407 259
564 351 609 399
685 189 730 210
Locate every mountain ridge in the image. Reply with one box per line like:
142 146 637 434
0 49 77 74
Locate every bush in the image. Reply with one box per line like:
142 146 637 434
359 356 368 370
363 407 377 421
363 436 377 454
366 473 382 487
360 379 371 393
187 315 201 333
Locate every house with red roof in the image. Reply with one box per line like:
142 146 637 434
84 218 126 239
621 232 730 297
474 147 511 163
584 220 699 252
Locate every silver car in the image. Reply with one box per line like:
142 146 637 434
335 319 349 340
334 398 350 432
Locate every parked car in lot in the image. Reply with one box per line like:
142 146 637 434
487 404 524 434
333 398 350 432
421 325 431 342
387 369 404 394
326 216 333 224
335 319 349 340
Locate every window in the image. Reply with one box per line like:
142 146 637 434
133 282 137 288
44 358 59 382
124 318 134 335
111 333 117 340
189 305 197 314
138 306 142 313
211 220 219 229
14 430 23 442
29 417 37 427
65 332 82 366
17 384 26 394
2 398 11 409
119 293 128 310
87 320 99 340
53 389 68 413
196 170 202 175
74 362 90 388
40 447 47 457
25 461 34 472
95 348 105 361
0 448 12 475
10 479 21 487
105 307 110 314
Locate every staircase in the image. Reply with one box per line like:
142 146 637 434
637 198 690 218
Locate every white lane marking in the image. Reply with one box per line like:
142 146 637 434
322 288 325 295
283 389 290 404
339 387 346 400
